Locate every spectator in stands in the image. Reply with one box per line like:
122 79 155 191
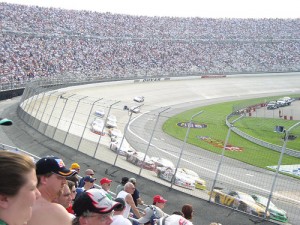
78 169 95 188
153 195 167 210
115 177 129 195
136 198 167 225
27 156 76 225
129 177 144 206
0 151 40 225
157 214 192 225
72 189 122 225
67 162 80 187
99 177 113 200
76 176 96 196
181 204 194 224
66 180 76 214
53 183 74 219
111 198 131 225
116 182 141 219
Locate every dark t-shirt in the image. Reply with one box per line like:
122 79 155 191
132 188 140 206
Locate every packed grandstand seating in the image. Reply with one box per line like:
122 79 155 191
1 2 300 85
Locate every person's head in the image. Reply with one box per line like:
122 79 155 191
113 198 125 215
181 204 193 220
124 182 135 194
121 177 129 185
153 195 167 209
85 169 95 177
72 189 122 225
35 156 76 200
100 177 112 191
0 151 40 225
54 183 72 208
83 176 96 190
67 180 76 200
129 177 136 186
70 163 80 173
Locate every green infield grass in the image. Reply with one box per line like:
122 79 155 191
162 95 300 172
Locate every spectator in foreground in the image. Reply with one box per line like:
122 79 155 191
116 182 141 219
111 198 132 225
181 204 194 224
66 180 76 214
115 177 129 195
72 189 122 225
27 156 76 225
0 151 40 225
53 183 74 219
157 214 192 225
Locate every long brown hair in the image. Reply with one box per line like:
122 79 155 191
0 151 35 196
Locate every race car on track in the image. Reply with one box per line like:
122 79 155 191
151 157 175 169
179 168 206 190
109 138 135 156
156 166 196 190
133 96 144 103
108 128 123 141
126 151 155 171
156 167 206 190
90 118 105 135
251 194 288 223
130 105 141 114
209 189 270 219
95 109 105 118
106 115 117 128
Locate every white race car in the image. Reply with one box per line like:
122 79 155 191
151 157 175 168
106 115 117 128
95 109 105 117
130 105 141 114
91 118 105 135
108 128 123 141
109 138 135 156
133 96 144 103
156 166 196 190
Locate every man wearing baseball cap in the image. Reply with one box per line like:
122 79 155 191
76 176 96 196
27 156 77 225
100 177 113 200
72 189 122 225
153 195 167 208
68 162 81 187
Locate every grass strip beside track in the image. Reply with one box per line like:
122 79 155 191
163 96 300 174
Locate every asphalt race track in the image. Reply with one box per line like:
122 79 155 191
1 73 300 225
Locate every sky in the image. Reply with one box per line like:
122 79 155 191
1 0 299 19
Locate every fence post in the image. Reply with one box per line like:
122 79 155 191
37 91 58 131
264 121 300 218
63 96 88 144
171 110 203 189
209 114 245 202
138 107 170 176
112 105 144 166
93 101 120 158
51 94 76 139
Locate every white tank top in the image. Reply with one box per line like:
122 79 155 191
116 190 131 218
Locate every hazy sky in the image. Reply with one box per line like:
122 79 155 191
1 0 299 18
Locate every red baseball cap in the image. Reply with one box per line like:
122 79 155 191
100 177 112 185
153 195 167 204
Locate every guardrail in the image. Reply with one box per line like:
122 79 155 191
226 112 300 158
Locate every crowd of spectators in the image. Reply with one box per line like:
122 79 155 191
1 2 299 86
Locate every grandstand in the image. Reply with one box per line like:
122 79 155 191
1 2 300 89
